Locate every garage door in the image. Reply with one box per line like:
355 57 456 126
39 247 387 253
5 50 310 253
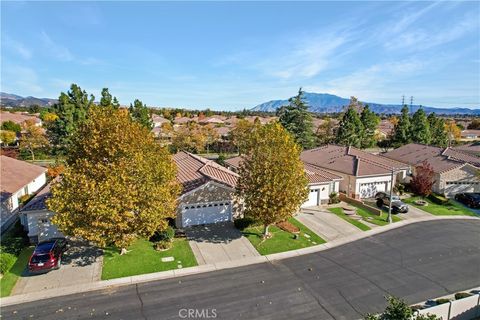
359 182 388 199
181 201 232 227
444 181 479 198
301 188 319 208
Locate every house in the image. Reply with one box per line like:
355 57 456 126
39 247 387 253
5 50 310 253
224 155 343 207
151 114 170 128
0 156 47 231
460 130 480 140
383 143 480 197
454 142 480 156
376 120 394 140
173 152 241 228
301 145 409 199
20 181 64 243
199 117 225 125
0 111 42 127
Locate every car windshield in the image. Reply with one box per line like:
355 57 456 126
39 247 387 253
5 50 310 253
390 196 400 201
31 254 50 263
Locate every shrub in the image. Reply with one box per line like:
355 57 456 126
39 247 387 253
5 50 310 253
234 217 256 230
150 226 175 242
393 183 405 196
329 192 340 204
454 292 472 300
0 252 16 274
428 193 449 205
154 240 172 251
435 298 451 305
19 194 32 205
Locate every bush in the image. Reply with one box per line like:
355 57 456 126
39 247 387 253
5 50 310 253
435 298 451 305
0 252 16 274
329 192 340 204
428 193 449 205
393 183 405 196
234 217 256 230
454 292 472 300
19 194 32 205
154 240 172 251
150 226 175 242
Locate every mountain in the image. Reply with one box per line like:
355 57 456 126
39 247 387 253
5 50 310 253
252 92 480 115
0 92 58 107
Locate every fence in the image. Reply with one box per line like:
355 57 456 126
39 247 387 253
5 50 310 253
416 294 480 320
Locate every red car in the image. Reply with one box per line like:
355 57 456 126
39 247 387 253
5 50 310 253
28 238 68 273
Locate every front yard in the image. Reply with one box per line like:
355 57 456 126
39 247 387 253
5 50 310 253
102 238 197 280
241 217 326 255
404 196 478 217
328 207 371 231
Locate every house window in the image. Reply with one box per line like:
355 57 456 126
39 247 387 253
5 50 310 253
23 186 28 195
40 218 48 224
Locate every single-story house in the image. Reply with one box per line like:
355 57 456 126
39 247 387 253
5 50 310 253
20 181 64 243
0 156 47 231
151 114 170 128
0 111 42 127
383 143 480 197
460 130 480 140
301 145 409 199
224 155 343 207
173 152 241 228
454 142 480 156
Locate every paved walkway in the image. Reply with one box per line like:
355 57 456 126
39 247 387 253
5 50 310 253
186 222 259 265
12 240 102 295
296 206 363 241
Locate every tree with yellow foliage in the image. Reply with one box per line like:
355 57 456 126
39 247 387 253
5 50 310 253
48 106 180 253
0 130 17 145
19 119 49 160
236 122 308 238
445 120 461 146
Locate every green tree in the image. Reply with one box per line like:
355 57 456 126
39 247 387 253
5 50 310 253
411 108 431 144
391 106 411 147
427 113 448 147
129 99 153 129
1 120 22 133
360 105 380 149
47 84 95 153
99 88 120 108
315 118 336 146
0 130 17 145
28 104 41 114
277 88 315 149
364 296 440 320
236 122 308 238
336 97 364 147
48 106 180 253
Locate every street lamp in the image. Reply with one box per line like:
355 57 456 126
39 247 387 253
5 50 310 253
388 167 400 224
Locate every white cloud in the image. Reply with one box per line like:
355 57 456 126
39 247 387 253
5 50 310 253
41 31 74 61
3 35 32 59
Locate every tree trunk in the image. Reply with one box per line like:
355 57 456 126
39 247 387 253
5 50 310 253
120 248 128 255
262 224 270 239
30 149 35 161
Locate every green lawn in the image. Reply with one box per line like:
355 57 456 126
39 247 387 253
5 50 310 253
101 238 197 280
0 247 34 297
349 204 402 226
242 218 326 256
404 196 478 217
328 208 371 231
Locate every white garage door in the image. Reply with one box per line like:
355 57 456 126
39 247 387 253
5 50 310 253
301 188 319 208
181 201 232 227
444 181 479 198
359 182 388 199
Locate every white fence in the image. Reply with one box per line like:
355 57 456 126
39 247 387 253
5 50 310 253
416 294 480 320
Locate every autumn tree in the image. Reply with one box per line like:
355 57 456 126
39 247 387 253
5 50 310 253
410 161 435 197
48 106 180 253
315 118 336 146
410 108 431 144
277 88 316 149
360 105 380 149
391 105 411 147
47 84 95 153
230 119 259 154
129 99 153 129
336 98 364 148
427 113 448 147
0 130 17 145
445 120 461 146
236 122 308 238
19 120 49 160
41 112 59 123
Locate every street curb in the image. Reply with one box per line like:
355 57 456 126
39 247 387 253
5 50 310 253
1 216 478 307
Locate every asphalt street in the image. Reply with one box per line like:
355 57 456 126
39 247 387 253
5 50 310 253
2 219 479 320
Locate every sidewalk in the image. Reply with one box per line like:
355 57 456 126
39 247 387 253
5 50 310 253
2 215 477 307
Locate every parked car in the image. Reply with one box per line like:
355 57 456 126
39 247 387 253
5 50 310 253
28 238 69 273
454 193 480 208
375 192 409 213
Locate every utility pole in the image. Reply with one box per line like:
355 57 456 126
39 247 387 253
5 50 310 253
410 96 414 114
388 168 395 224
401 95 405 106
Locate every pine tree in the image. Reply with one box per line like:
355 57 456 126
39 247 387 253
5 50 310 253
336 97 364 148
360 105 380 149
277 88 315 149
100 88 120 108
391 105 411 147
411 107 431 144
427 113 448 147
129 99 153 129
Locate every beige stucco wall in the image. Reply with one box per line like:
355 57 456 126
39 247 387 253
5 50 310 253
438 164 480 195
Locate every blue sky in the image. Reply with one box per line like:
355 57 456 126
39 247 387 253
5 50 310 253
1 1 479 110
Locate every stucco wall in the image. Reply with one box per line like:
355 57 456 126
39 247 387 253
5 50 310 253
438 164 480 196
25 210 63 243
6 172 46 212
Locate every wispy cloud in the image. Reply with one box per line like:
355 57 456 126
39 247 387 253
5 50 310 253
1 66 43 94
3 35 32 59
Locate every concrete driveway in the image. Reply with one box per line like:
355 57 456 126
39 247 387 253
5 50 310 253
185 222 259 265
12 239 102 295
296 206 363 241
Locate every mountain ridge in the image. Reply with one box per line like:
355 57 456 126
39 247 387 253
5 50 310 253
0 92 58 107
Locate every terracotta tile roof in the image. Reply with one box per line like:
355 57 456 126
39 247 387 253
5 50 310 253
0 112 41 125
383 143 480 173
453 143 480 156
461 130 480 137
173 152 238 194
301 145 408 177
1 156 46 201
224 155 342 184
214 126 231 136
